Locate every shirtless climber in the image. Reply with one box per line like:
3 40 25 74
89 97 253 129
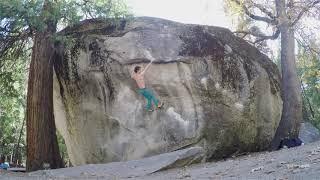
131 61 163 112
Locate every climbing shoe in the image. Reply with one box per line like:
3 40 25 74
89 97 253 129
157 102 164 109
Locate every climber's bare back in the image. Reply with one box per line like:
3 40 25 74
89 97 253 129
132 72 146 89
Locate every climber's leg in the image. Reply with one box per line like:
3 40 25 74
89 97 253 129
147 89 163 108
138 88 153 111
147 89 158 106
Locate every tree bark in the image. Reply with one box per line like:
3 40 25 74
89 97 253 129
26 0 63 171
271 0 302 150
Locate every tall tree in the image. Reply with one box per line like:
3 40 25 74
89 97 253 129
26 0 63 171
0 0 129 171
224 0 320 149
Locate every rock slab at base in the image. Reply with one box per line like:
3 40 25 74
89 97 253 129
299 122 320 144
29 147 205 179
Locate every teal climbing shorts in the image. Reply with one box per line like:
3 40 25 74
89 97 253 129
138 88 159 110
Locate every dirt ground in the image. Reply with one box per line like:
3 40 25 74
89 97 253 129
1 141 320 180
137 141 320 180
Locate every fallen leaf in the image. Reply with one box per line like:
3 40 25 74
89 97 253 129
286 164 310 169
251 166 264 173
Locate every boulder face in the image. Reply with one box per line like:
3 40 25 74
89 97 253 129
53 17 282 165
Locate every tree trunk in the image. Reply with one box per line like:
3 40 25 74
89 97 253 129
26 0 63 171
271 0 302 150
13 109 25 166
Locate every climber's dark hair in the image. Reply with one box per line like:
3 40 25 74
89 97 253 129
134 66 141 73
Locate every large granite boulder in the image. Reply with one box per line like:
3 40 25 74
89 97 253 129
53 17 282 165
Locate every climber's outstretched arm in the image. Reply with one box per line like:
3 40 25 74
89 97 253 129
141 60 153 74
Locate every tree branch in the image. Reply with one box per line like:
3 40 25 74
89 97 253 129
230 0 277 25
253 2 276 19
296 37 320 56
234 28 280 44
291 0 320 26
0 30 30 60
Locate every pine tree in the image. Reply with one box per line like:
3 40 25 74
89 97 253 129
0 0 129 171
